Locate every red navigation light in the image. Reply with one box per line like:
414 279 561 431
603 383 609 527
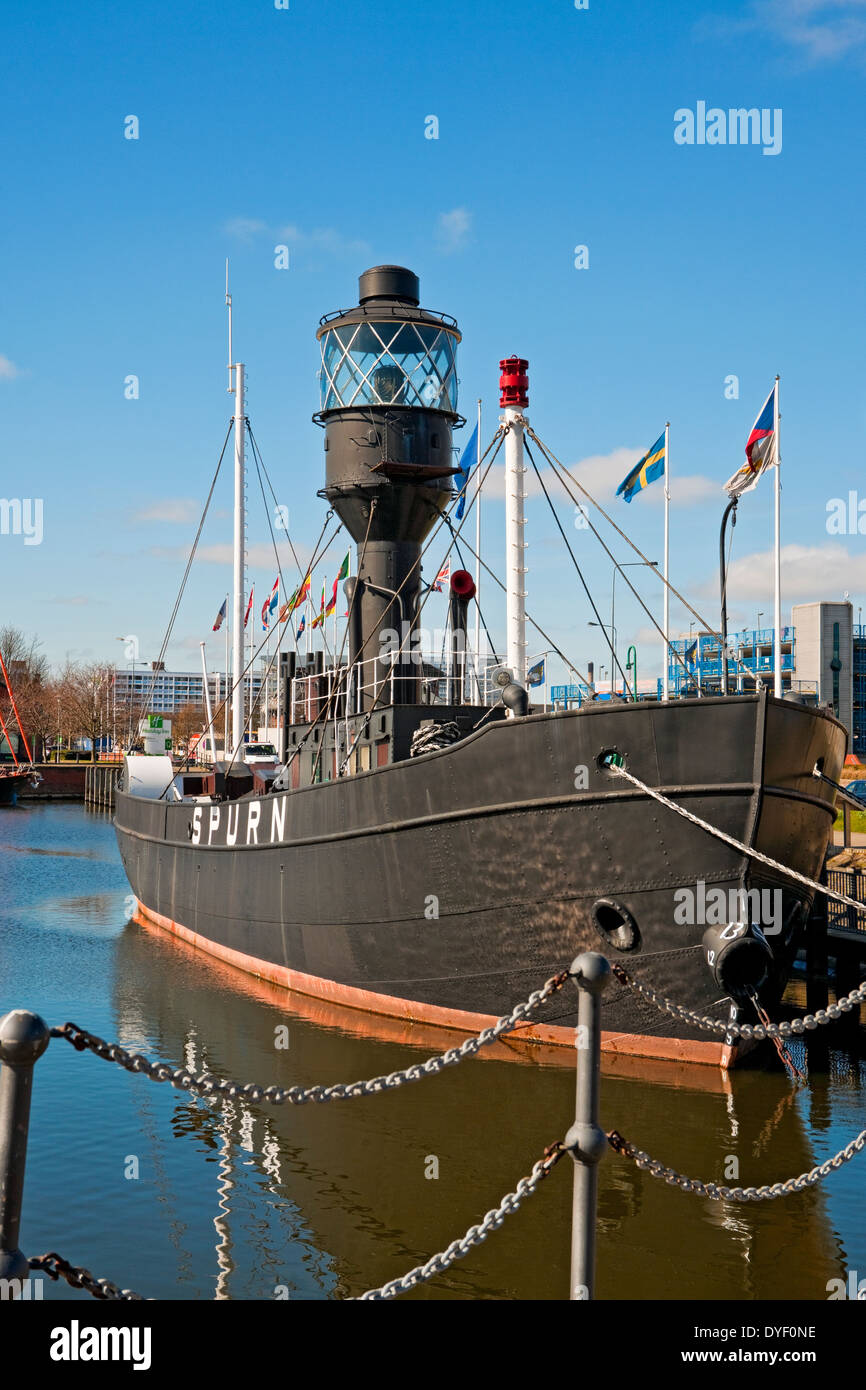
499 356 529 409
450 568 476 601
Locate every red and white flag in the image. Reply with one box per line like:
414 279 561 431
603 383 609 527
433 559 450 593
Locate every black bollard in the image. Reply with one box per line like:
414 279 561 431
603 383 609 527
564 952 610 1301
0 1010 51 1284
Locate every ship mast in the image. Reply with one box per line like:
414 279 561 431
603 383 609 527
226 264 246 757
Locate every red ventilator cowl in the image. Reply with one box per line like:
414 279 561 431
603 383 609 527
499 356 529 409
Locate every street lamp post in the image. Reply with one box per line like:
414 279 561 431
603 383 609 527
610 561 659 701
589 623 619 696
626 645 638 701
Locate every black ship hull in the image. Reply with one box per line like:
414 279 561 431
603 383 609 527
114 693 845 1066
0 770 38 806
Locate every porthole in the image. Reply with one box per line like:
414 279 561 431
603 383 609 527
592 898 640 952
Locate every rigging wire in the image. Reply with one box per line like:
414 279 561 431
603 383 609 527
220 508 342 779
526 426 754 688
525 435 695 695
159 497 343 799
248 423 343 665
134 421 233 735
308 500 377 782
439 520 502 670
438 521 592 692
523 438 632 696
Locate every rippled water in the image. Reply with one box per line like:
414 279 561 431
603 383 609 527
2 802 865 1301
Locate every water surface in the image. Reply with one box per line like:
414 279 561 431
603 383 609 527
1 802 864 1301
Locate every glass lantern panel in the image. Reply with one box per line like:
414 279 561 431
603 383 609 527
320 322 458 412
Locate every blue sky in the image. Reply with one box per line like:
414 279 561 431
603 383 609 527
2 0 865 686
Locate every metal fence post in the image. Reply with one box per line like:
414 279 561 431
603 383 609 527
0 1010 50 1282
565 951 610 1301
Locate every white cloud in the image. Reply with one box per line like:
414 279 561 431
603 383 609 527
134 499 201 524
704 540 866 602
225 217 268 242
225 217 371 260
149 541 313 571
761 0 866 60
278 224 372 259
0 354 21 380
701 0 866 63
436 207 472 254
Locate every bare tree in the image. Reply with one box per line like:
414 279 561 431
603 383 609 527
170 703 203 756
0 626 48 684
0 627 51 761
57 662 114 761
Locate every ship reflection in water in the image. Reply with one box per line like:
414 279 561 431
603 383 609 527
2 805 865 1301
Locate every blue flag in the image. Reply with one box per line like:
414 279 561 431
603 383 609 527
527 659 545 687
454 423 479 521
617 432 666 504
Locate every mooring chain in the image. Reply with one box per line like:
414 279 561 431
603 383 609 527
606 1127 866 1202
610 761 866 916
28 1252 147 1301
353 1142 567 1300
748 987 807 1083
50 970 571 1105
610 961 866 1039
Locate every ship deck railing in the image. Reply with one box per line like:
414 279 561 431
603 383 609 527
280 651 504 727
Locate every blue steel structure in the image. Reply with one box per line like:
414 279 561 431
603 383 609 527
546 624 866 753
667 627 795 697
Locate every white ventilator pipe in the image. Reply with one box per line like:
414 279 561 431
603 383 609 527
474 397 482 699
662 421 670 703
200 642 217 765
231 364 246 756
773 376 782 698
500 357 529 689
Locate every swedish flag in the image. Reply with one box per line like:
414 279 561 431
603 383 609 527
617 432 666 504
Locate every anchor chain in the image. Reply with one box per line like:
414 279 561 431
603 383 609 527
610 961 866 1039
353 1141 567 1300
606 1126 866 1201
28 1252 147 1301
747 987 807 1082
50 969 571 1104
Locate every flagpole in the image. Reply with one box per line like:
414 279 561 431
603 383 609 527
265 619 270 741
276 620 282 759
662 421 670 703
474 397 482 700
773 375 782 698
247 590 253 745
224 592 229 755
